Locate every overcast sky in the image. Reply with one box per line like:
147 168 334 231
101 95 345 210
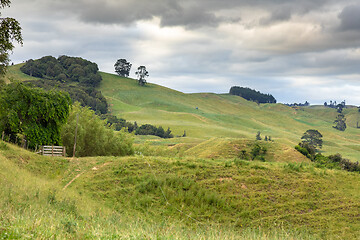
4 0 360 104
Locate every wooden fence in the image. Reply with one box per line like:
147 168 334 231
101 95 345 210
41 146 66 157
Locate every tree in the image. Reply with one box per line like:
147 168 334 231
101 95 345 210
256 131 262 140
114 59 132 77
0 0 22 78
0 82 71 148
135 66 149 86
333 114 346 131
301 129 323 150
61 102 134 157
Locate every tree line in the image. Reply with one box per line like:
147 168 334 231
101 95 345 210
229 86 277 104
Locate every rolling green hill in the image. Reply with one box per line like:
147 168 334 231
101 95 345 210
2 64 360 239
5 64 360 161
98 72 360 162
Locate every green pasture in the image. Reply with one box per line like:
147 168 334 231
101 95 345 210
99 72 360 162
1 142 359 239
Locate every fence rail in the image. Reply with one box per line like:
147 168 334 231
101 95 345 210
41 146 66 157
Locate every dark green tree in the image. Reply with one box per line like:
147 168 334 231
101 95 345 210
114 59 132 77
333 114 346 131
0 82 71 148
0 0 22 79
301 129 323 150
135 66 149 86
256 131 262 140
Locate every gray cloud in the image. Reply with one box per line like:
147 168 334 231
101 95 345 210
339 4 360 31
5 0 360 105
27 0 339 29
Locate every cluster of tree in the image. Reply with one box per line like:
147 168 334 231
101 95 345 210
25 79 108 114
20 56 108 114
135 124 173 138
229 86 276 104
296 142 359 173
238 143 267 161
256 131 272 141
20 55 103 88
324 100 346 109
61 103 134 157
103 114 174 138
0 82 71 148
294 129 359 173
313 154 359 173
114 59 149 86
285 101 310 107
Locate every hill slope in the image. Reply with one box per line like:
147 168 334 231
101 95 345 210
99 72 360 161
5 64 360 161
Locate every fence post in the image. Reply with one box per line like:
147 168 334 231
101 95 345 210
73 113 79 158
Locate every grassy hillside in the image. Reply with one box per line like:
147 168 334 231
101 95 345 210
2 64 360 239
1 142 360 239
99 72 360 161
0 142 360 239
4 64 360 161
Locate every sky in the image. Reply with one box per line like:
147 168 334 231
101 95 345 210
3 0 360 105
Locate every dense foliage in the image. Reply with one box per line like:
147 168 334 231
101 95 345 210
61 103 134 157
25 79 108 114
103 114 174 138
20 56 102 87
20 56 108 114
301 129 323 150
295 145 360 173
135 124 174 138
0 82 71 148
229 86 276 103
333 113 346 131
0 0 22 77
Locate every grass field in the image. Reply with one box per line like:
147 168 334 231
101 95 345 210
1 142 360 239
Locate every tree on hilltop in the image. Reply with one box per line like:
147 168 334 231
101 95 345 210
135 66 149 86
114 59 132 77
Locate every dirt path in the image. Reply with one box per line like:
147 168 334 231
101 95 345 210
62 162 111 190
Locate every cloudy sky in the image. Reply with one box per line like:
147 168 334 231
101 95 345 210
4 0 360 104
